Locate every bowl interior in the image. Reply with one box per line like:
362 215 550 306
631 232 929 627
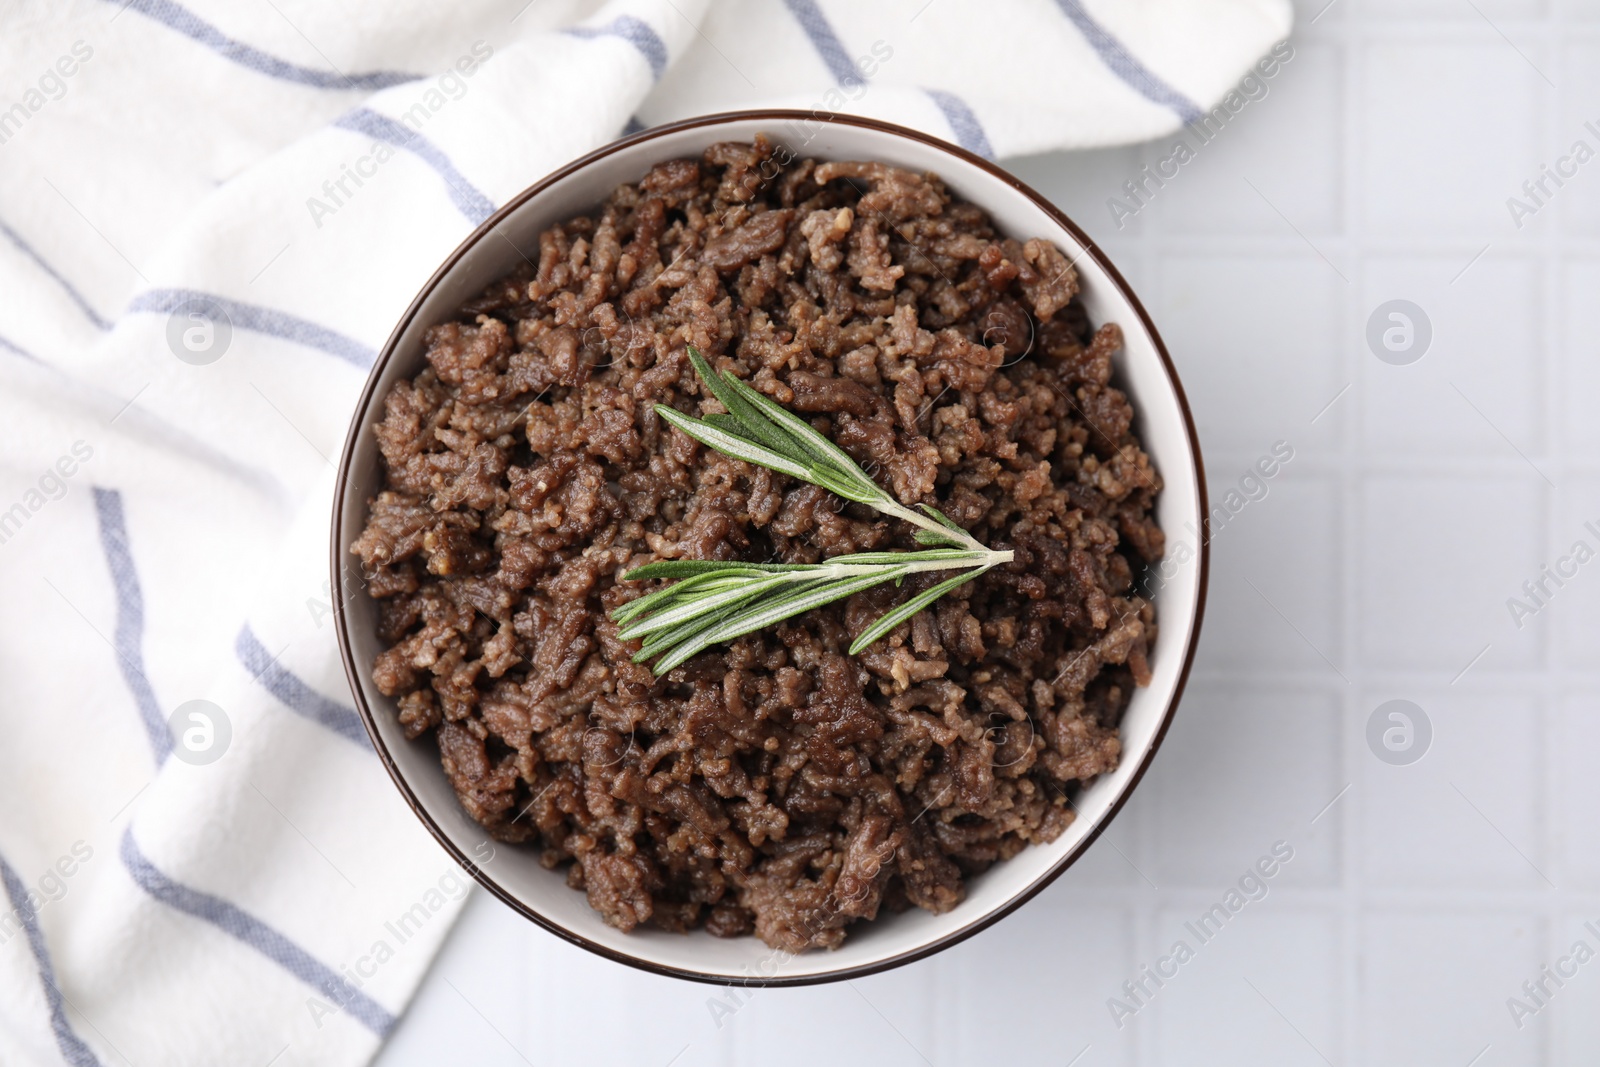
334 112 1205 984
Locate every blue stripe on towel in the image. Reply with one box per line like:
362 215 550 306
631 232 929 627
781 0 861 87
124 289 375 367
0 219 110 329
923 89 995 159
93 487 173 764
1052 0 1202 124
332 109 495 224
110 0 419 91
0 854 104 1066
119 828 395 1037
235 624 370 748
563 16 669 81
0 332 41 364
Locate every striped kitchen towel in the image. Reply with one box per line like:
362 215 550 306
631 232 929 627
0 0 1290 1064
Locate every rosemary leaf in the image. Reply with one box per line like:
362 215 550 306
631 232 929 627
617 573 796 640
721 372 865 480
650 565 910 674
686 347 801 459
655 404 811 482
623 559 800 580
846 565 993 656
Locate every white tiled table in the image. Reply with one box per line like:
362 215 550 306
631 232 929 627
378 3 1600 1063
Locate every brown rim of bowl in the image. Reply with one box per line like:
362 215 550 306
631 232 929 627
331 108 1210 988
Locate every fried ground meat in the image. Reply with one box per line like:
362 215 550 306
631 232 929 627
353 137 1164 952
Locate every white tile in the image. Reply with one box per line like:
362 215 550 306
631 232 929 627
847 963 940 1062
1555 46 1600 234
1202 474 1343 676
1359 257 1545 460
724 973 932 1067
1551 911 1600 1063
1359 690 1548 890
519 916 719 1066
1555 693 1600 889
1149 682 1342 889
1162 43 1344 237
1156 255 1343 453
1359 477 1545 671
1361 43 1544 236
1559 262 1600 456
1558 0 1600 19
1351 0 1545 15
373 893 531 1067
1153 910 1340 1066
1551 476 1600 669
1362 911 1544 1066
942 906 1134 1065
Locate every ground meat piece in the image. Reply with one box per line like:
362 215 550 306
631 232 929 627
701 208 794 272
355 138 1163 951
577 849 656 931
799 206 853 272
1017 238 1079 322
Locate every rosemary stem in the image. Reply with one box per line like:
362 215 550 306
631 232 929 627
870 495 1010 563
797 548 1012 582
883 499 972 547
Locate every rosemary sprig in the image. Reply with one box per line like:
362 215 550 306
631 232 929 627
610 347 1013 674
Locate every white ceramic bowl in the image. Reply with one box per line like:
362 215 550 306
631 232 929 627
332 110 1208 985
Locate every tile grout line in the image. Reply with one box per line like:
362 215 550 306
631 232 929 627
1538 20 1562 1067
1336 15 1362 1067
